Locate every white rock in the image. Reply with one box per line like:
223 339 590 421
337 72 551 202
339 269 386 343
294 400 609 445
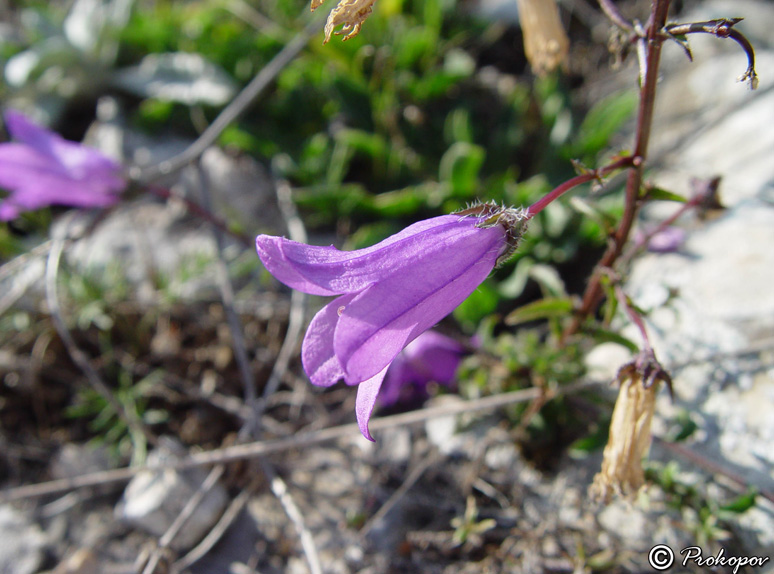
116 438 228 551
0 505 47 574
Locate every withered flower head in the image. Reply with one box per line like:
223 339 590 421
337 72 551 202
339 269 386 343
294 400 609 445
311 0 377 44
515 0 570 76
590 351 672 502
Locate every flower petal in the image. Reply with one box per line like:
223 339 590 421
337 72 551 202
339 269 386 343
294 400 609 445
5 110 121 176
0 143 70 188
4 111 57 153
255 215 490 296
335 225 503 383
404 331 465 384
355 365 389 441
378 353 413 407
301 293 357 387
0 111 125 219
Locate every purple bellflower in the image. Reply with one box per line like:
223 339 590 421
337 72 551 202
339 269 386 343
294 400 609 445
0 110 126 221
378 330 466 408
256 203 528 440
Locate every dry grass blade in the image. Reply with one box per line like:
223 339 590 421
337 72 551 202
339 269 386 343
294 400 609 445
45 227 156 455
1 383 596 503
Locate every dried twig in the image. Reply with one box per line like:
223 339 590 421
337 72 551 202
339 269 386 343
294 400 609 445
45 223 156 457
258 175 308 411
134 18 323 185
0 381 597 503
172 478 258 572
140 465 226 574
358 450 441 539
261 460 323 574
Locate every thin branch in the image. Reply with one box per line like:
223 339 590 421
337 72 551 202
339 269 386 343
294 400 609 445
172 478 258 572
45 225 156 456
192 162 258 434
597 0 633 32
654 437 774 505
140 465 226 574
139 161 257 574
525 155 634 217
358 450 441 539
145 183 253 247
664 19 758 89
133 18 323 184
257 175 308 409
261 460 323 574
0 380 599 503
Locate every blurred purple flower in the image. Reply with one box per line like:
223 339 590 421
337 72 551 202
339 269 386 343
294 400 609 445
634 226 686 253
256 204 528 440
378 330 465 407
0 110 126 221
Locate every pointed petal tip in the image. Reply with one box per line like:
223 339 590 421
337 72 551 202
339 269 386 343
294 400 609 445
359 424 376 442
355 365 388 443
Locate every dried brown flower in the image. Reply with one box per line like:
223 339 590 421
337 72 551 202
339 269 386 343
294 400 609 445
590 352 671 502
311 0 377 44
515 0 569 76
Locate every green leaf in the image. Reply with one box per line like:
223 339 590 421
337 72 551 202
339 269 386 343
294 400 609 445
529 263 567 298
583 326 639 353
439 142 485 197
720 489 757 514
504 297 573 326
645 186 688 203
569 421 610 455
571 90 638 159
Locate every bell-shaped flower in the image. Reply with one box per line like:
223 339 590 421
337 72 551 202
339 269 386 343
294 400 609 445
256 204 528 440
0 110 126 221
378 330 466 408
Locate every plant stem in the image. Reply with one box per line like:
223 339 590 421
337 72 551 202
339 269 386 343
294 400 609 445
564 0 672 340
525 156 634 218
145 183 253 247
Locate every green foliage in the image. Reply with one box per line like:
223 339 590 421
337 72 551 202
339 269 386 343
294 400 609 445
451 496 497 548
63 262 131 332
567 90 638 163
66 369 168 464
646 461 758 547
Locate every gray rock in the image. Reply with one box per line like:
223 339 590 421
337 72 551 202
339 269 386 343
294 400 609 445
116 438 229 551
0 505 47 574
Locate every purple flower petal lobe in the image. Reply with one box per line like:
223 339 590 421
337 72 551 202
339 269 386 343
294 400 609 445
0 110 126 220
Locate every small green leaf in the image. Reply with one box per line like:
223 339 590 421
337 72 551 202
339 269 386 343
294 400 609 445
720 489 757 514
529 263 567 298
570 90 638 159
645 186 688 203
504 297 573 326
583 326 639 353
439 142 485 197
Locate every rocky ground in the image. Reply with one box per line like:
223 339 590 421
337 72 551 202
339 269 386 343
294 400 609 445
2 1 774 573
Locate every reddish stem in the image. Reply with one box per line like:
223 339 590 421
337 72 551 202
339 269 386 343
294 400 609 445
525 156 635 218
145 184 254 247
563 0 672 340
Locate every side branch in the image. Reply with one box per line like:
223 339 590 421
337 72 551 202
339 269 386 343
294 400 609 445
664 18 758 89
564 0 672 340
